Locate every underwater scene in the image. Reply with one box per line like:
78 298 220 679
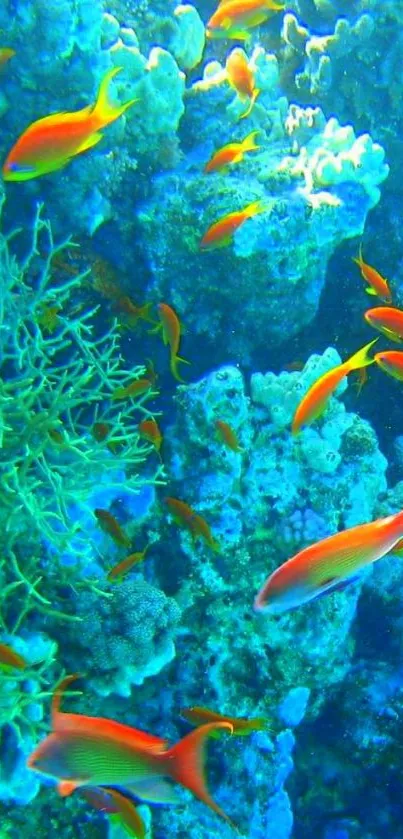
1 0 403 837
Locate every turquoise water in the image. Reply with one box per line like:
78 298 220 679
0 1 402 837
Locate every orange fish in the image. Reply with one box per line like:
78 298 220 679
0 642 27 671
115 296 155 328
165 497 220 553
205 130 260 173
254 509 403 614
0 48 15 69
94 508 130 548
144 359 159 387
27 674 236 829
37 305 60 334
78 786 146 838
292 339 378 435
215 420 242 452
374 350 403 382
107 547 149 582
225 50 260 118
200 199 266 250
365 306 403 343
48 428 64 445
352 244 392 303
207 0 284 39
139 418 162 453
111 378 152 401
3 67 137 181
153 303 190 383
92 422 111 442
181 707 268 736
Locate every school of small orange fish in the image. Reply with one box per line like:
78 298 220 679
1 4 403 834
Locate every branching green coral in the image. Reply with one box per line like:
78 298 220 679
0 200 165 631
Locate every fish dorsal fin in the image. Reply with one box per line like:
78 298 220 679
52 673 82 728
36 106 93 130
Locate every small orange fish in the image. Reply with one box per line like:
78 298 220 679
374 350 403 382
205 130 260 173
115 296 155 328
92 422 111 442
352 244 392 303
0 48 15 69
200 200 266 250
111 378 152 401
37 305 60 334
27 674 236 829
144 359 158 387
48 428 64 444
207 0 284 39
292 340 378 435
106 788 146 838
255 509 403 614
181 706 268 736
165 497 220 553
94 508 130 548
3 67 137 181
107 547 149 582
0 642 27 671
215 419 242 452
225 50 260 118
365 306 403 343
139 419 163 453
153 303 190 383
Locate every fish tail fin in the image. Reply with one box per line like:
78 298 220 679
241 129 260 151
94 67 138 126
346 338 379 373
239 91 260 121
171 354 191 383
52 673 81 726
165 722 237 828
352 242 363 267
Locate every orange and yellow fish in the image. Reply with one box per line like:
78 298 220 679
215 419 242 452
181 706 268 736
0 642 27 671
292 339 378 435
0 48 15 69
365 306 403 343
374 350 403 382
165 497 220 553
107 547 149 582
94 508 130 549
352 244 392 303
254 509 403 614
139 418 162 453
207 0 284 40
111 378 152 401
225 50 260 118
200 199 266 250
27 675 236 829
205 130 259 174
3 67 137 181
153 303 189 383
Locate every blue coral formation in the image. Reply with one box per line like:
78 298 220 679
1 0 403 837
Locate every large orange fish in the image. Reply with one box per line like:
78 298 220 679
154 303 189 383
292 340 378 435
225 50 259 118
181 706 268 736
254 509 403 614
200 199 266 250
352 244 392 303
207 0 284 40
205 130 260 173
3 67 136 181
374 350 403 382
365 307 403 343
27 675 236 828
